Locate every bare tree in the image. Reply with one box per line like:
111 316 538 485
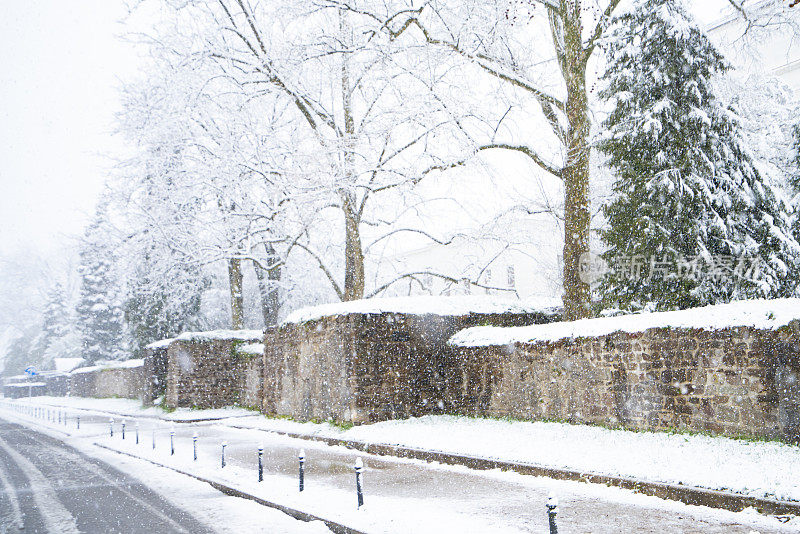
147 0 477 302
317 0 623 319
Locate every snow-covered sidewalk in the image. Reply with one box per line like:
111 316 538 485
16 396 800 505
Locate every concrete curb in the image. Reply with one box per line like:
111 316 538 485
227 425 800 518
94 443 368 534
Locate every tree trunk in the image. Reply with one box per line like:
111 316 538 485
342 192 365 301
254 243 281 326
339 8 365 302
559 2 592 321
227 258 244 329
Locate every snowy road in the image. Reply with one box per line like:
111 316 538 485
0 417 333 534
0 418 216 533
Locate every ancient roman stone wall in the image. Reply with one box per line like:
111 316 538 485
263 310 557 423
68 370 99 397
452 323 800 441
94 367 145 399
142 343 170 406
67 363 145 400
164 331 263 410
240 353 264 410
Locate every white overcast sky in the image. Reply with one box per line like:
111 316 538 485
0 0 140 256
0 0 731 257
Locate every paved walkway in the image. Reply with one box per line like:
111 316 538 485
6 402 795 534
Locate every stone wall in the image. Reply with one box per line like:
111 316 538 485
240 346 264 410
165 331 263 410
2 383 46 399
94 367 145 399
451 322 800 441
142 340 171 406
67 362 145 400
263 306 558 423
68 369 97 397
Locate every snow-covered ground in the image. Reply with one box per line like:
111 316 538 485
17 396 800 504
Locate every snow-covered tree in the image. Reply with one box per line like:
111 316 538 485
30 282 81 367
597 0 799 311
130 0 476 306
123 242 207 357
76 201 128 363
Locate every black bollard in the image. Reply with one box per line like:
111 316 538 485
135 422 139 444
354 457 364 509
221 441 227 468
110 418 114 437
298 449 305 491
193 432 198 461
170 428 175 455
152 429 156 450
77 415 80 430
547 493 558 534
258 444 263 482
122 420 126 440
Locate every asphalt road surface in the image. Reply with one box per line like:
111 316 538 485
0 417 215 534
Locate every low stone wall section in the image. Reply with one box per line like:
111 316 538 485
165 330 263 410
142 340 172 406
67 361 145 400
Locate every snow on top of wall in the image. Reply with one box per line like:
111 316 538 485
145 338 174 350
175 330 264 343
54 357 85 373
70 359 145 374
282 296 561 324
237 343 264 356
449 298 800 347
71 365 102 374
110 359 145 369
5 382 46 387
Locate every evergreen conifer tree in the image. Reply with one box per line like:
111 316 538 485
598 0 799 311
124 243 206 358
30 282 80 367
76 203 127 363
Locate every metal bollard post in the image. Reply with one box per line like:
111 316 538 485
152 429 156 450
136 422 139 444
122 420 126 440
110 418 114 437
77 415 80 430
547 493 558 534
221 441 227 468
58 411 61 424
170 427 175 455
193 432 198 461
257 444 263 481
298 449 305 491
63 412 67 426
354 457 364 509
